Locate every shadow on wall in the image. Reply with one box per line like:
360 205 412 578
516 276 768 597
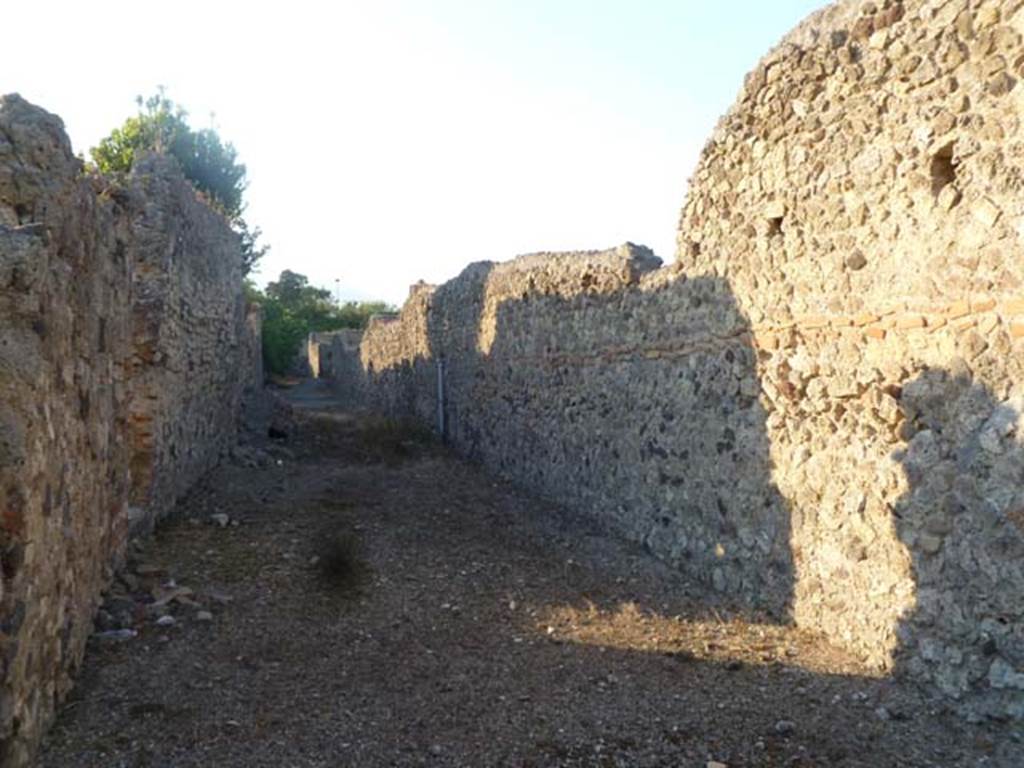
401 256 798 622
893 368 1024 719
356 252 1024 719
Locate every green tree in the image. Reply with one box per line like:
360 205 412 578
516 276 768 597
237 219 269 277
92 90 266 274
249 271 393 375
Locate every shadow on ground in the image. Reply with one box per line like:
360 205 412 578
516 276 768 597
39 384 1023 767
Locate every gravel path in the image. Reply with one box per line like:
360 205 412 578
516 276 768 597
39 381 1023 767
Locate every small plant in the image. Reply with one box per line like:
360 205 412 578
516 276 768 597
357 416 435 464
315 530 366 592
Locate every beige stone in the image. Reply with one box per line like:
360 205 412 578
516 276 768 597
973 197 1003 228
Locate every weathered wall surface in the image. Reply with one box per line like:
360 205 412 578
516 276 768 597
315 329 366 402
0 95 259 765
0 96 134 768
330 0 1024 720
125 154 253 531
351 245 798 615
678 0 1024 719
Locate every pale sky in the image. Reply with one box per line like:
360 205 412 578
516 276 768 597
2 0 824 305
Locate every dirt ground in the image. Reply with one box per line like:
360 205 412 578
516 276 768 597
39 381 1023 767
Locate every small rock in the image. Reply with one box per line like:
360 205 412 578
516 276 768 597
845 250 867 271
207 589 233 605
152 586 194 607
195 610 214 623
774 719 796 736
973 197 1002 228
210 513 230 528
155 615 176 628
987 657 1024 690
118 572 140 591
429 744 443 756
875 706 891 721
708 762 729 768
93 629 137 642
937 183 962 211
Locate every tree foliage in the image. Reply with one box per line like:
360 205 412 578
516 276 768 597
248 270 392 375
236 218 269 277
91 90 267 274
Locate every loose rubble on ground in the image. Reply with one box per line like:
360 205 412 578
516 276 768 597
39 382 1023 767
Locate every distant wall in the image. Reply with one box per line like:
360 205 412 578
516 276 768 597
350 245 797 620
0 95 260 765
315 329 365 402
306 333 321 379
325 0 1024 720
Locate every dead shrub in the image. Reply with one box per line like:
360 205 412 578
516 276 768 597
315 530 367 592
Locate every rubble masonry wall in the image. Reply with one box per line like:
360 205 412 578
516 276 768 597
327 0 1024 719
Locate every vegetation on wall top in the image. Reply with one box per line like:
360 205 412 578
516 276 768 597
91 89 268 275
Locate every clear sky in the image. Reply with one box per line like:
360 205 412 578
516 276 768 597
2 0 824 305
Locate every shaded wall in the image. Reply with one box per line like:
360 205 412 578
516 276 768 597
327 0 1024 720
677 0 1024 719
0 96 133 768
348 246 797 619
315 329 366 404
0 95 260 765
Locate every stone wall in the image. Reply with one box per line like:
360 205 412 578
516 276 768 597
678 0 1024 718
125 154 253 532
314 329 366 402
0 96 135 768
0 95 259 764
327 0 1024 720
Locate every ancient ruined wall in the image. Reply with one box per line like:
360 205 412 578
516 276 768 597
359 288 437 421
354 245 796 617
678 0 1024 719
306 333 322 379
337 0 1024 720
0 96 134 767
0 95 259 764
125 155 253 531
315 329 366 400
308 329 362 381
